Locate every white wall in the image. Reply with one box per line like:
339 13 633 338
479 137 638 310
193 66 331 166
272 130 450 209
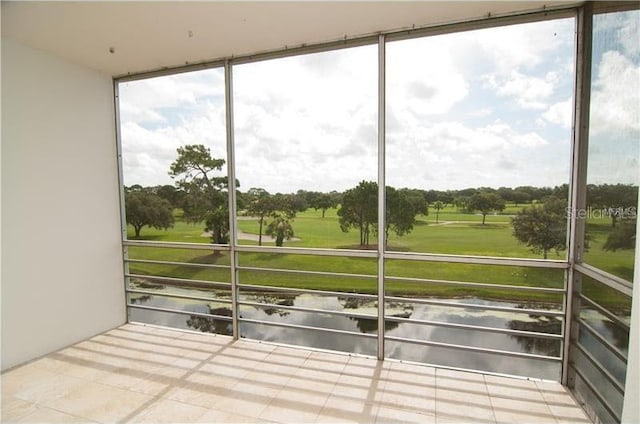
1 38 126 371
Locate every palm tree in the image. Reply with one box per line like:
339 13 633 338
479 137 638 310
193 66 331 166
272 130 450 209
266 214 295 247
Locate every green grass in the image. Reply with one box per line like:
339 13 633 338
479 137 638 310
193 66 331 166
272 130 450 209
125 205 634 308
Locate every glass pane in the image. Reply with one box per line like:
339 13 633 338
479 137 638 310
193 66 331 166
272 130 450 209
584 10 639 282
386 18 575 258
233 45 378 249
118 68 229 244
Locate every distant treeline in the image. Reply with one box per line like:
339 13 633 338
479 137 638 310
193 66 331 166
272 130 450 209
125 182 638 215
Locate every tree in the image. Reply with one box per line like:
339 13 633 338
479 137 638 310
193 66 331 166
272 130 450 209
433 201 444 223
337 181 419 248
311 192 339 218
338 181 378 248
125 191 174 237
266 213 295 247
588 184 638 227
244 188 273 246
468 192 506 224
512 197 567 259
603 218 637 251
169 144 232 244
385 186 417 246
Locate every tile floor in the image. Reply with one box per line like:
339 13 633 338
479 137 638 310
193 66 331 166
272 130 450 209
1 324 591 423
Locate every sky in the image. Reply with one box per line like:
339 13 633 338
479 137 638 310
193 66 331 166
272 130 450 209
119 13 639 194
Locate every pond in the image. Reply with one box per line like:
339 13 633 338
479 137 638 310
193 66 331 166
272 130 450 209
128 285 628 381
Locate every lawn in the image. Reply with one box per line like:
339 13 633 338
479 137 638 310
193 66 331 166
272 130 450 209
125 205 634 308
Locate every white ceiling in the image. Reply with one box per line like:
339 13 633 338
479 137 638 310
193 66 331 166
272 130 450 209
2 1 576 77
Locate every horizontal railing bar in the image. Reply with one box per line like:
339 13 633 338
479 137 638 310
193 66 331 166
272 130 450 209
574 342 625 394
127 288 232 305
571 364 622 423
385 335 562 362
127 274 232 291
575 263 633 296
385 274 566 294
384 315 564 340
384 295 564 317
578 294 630 330
576 318 628 363
236 245 378 258
127 258 230 270
127 303 233 321
238 283 378 300
124 240 230 251
239 300 377 320
384 251 569 269
238 265 377 280
124 241 570 270
239 317 377 338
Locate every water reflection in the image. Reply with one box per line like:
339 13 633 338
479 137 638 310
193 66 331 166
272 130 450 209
127 286 632 381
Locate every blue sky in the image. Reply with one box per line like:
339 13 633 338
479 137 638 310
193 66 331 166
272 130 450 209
119 13 638 194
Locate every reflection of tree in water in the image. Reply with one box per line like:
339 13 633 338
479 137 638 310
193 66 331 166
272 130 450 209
129 294 151 304
187 306 233 336
250 293 294 317
349 315 410 334
344 297 412 333
509 315 562 356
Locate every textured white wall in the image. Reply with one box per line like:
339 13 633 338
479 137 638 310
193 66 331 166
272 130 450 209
1 38 126 370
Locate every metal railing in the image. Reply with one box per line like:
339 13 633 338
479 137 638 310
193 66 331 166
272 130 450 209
123 239 569 379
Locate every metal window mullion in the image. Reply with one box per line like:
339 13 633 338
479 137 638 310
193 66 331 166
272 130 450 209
113 81 132 324
225 60 240 340
377 34 386 361
564 3 593 387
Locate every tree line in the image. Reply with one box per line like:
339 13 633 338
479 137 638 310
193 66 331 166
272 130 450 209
125 144 637 256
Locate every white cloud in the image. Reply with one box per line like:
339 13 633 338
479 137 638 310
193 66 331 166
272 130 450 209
590 50 640 135
543 97 573 128
484 70 556 110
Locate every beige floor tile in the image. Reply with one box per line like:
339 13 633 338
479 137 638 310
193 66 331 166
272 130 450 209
273 386 330 411
316 394 377 424
490 396 556 424
259 395 323 423
163 381 227 409
284 374 336 395
16 406 92 423
548 403 591 423
375 406 436 424
436 389 496 424
241 368 291 389
1 396 38 422
0 325 592 424
127 398 209 423
379 380 435 415
484 375 544 401
331 374 386 402
30 354 108 381
211 382 280 418
42 381 154 423
2 367 86 405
